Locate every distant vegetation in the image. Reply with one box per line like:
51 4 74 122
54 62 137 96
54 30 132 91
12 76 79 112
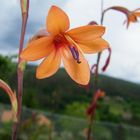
0 54 140 126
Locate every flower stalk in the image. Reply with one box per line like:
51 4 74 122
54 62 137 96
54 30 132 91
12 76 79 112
12 0 29 140
87 0 106 140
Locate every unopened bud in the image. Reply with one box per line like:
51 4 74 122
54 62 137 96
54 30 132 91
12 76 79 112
20 0 29 14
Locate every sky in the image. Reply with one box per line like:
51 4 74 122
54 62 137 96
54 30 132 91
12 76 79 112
0 0 140 83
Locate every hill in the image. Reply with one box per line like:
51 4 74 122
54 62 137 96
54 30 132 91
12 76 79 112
0 55 140 126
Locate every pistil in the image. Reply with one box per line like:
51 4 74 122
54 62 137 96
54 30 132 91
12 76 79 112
54 34 81 64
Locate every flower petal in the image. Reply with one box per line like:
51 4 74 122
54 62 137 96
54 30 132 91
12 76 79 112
77 38 109 54
134 12 140 17
0 79 18 122
46 6 70 35
128 14 137 23
36 48 61 79
67 25 105 41
61 46 90 85
29 29 49 42
20 36 54 61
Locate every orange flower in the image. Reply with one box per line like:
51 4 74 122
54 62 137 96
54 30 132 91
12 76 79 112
124 8 140 28
104 6 140 28
20 6 109 85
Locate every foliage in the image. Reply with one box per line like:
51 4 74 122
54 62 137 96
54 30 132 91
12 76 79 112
0 107 140 140
63 102 89 118
0 55 15 81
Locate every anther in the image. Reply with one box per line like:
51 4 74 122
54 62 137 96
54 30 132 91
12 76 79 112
69 45 81 64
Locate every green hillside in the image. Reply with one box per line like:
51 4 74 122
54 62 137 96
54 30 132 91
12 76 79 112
0 55 140 126
98 75 140 100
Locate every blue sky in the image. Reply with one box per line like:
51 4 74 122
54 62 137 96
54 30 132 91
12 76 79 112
0 0 140 83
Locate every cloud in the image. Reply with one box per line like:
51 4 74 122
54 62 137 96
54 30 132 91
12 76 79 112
0 0 67 52
0 0 140 83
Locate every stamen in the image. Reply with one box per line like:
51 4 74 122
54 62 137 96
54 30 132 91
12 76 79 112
73 47 81 63
69 45 81 63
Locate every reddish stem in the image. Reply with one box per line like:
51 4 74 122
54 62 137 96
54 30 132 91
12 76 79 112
87 52 101 140
12 14 28 140
87 0 104 140
102 48 111 72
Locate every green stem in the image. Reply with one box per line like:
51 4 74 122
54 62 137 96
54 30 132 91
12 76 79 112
12 13 28 140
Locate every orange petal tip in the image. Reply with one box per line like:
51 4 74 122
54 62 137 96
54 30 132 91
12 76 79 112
0 79 18 122
47 5 70 35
